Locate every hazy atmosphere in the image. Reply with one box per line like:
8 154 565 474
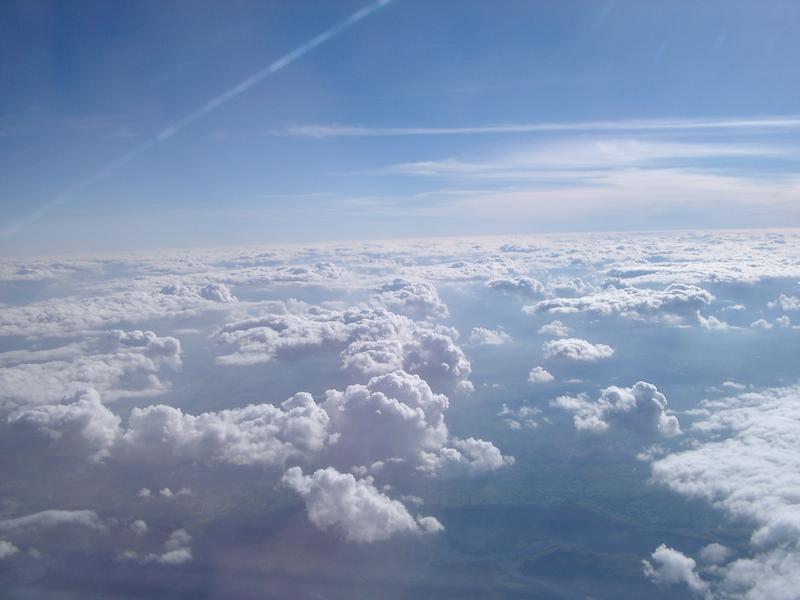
1 2 799 599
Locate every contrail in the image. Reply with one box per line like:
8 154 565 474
2 0 393 239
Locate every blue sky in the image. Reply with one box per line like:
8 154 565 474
1 0 799 255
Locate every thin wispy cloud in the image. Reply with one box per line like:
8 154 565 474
285 116 800 138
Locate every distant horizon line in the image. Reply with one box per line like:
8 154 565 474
4 225 799 261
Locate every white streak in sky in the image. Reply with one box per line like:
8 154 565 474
1 0 393 238
286 115 800 138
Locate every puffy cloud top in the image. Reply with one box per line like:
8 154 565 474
553 381 680 437
373 279 449 319
283 466 442 543
542 338 615 362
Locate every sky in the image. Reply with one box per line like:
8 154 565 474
1 0 800 255
3 5 800 596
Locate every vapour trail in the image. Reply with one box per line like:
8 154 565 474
1 0 393 238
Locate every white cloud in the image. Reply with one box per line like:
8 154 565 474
217 304 473 393
0 510 103 533
642 544 708 593
130 520 148 537
145 529 192 565
538 320 571 338
0 283 238 338
122 392 331 467
469 327 511 345
553 381 680 437
0 330 181 410
698 543 732 565
528 282 714 324
373 278 448 319
542 338 614 362
321 370 510 475
750 318 773 330
498 403 540 429
528 366 554 384
321 370 448 470
282 466 442 542
8 389 121 460
286 116 800 138
0 540 20 559
769 294 800 311
650 384 800 597
486 275 545 298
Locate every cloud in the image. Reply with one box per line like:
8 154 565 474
0 284 239 337
486 275 545 298
698 543 732 565
373 279 448 319
130 520 148 537
769 294 800 311
542 338 614 362
145 529 192 565
321 370 449 470
285 116 800 138
283 466 441 542
498 403 540 429
642 544 708 593
8 389 121 460
0 330 182 410
320 370 511 475
0 510 103 533
528 282 714 324
537 320 571 338
527 366 554 384
469 327 511 345
121 392 331 467
650 384 800 597
553 381 680 436
0 540 20 559
217 303 472 393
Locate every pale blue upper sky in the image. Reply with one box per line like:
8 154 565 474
1 0 799 255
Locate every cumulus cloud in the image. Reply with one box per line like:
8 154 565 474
650 384 800 597
0 540 20 559
0 283 238 338
486 275 545 298
130 520 148 537
750 318 773 330
768 294 800 311
469 327 511 345
527 282 714 324
0 330 181 410
698 543 732 565
8 389 121 460
542 338 614 362
121 392 331 467
642 544 708 593
217 304 473 393
321 370 511 475
145 529 192 565
537 320 572 338
553 381 680 436
528 366 554 384
373 279 448 319
283 466 442 542
498 403 540 429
